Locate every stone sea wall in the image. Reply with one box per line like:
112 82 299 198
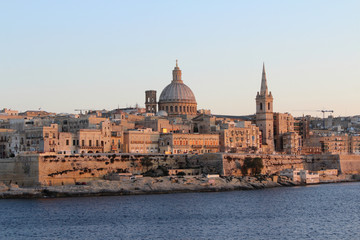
0 154 39 186
2 153 360 187
219 154 304 176
304 154 360 174
185 153 304 176
0 154 188 187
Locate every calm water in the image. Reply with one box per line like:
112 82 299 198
1 183 360 240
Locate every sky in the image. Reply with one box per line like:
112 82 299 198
0 0 359 117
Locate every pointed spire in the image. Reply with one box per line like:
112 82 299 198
172 60 182 83
260 62 268 95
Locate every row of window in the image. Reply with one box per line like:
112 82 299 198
173 140 218 146
159 105 196 113
64 139 105 147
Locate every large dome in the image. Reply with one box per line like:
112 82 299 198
158 61 197 116
159 82 196 103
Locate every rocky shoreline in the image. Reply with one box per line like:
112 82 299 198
0 175 358 199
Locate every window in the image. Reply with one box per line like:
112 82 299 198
268 102 270 110
175 106 178 112
66 140 69 146
82 140 85 146
73 140 76 146
170 106 173 112
260 103 263 110
89 140 92 146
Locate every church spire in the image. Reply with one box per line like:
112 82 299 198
260 62 268 95
172 59 182 83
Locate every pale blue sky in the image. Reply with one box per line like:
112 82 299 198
0 1 359 117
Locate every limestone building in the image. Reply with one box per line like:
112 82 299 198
219 121 261 153
256 64 274 151
145 61 197 116
159 133 219 154
273 113 295 136
350 136 360 154
122 128 160 153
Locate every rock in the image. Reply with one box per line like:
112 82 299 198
0 182 9 192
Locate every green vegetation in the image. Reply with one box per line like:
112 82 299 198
141 157 154 171
241 157 264 176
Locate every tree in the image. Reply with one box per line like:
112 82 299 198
241 157 263 176
252 157 264 175
141 157 153 171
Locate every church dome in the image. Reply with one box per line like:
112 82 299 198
159 82 196 103
158 61 197 104
158 61 197 116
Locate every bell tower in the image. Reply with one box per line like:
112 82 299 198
145 90 157 113
256 63 274 151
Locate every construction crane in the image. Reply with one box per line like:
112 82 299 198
319 109 334 129
291 109 334 129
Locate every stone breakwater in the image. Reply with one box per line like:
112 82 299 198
1 175 358 199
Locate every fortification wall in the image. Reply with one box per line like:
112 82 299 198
0 154 187 186
220 154 304 176
192 153 304 176
0 154 39 187
3 153 357 187
188 153 224 174
37 154 189 186
338 154 360 174
304 154 360 174
304 155 340 171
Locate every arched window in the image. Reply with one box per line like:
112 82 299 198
166 106 169 112
260 103 263 110
268 102 270 110
175 106 178 112
179 106 182 112
170 106 173 112
187 106 189 112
